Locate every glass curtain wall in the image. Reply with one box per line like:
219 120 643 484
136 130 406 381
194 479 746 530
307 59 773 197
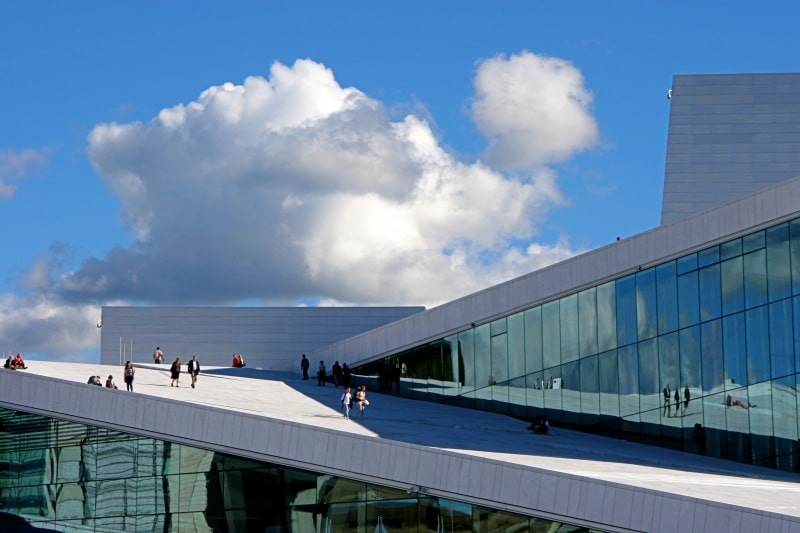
0 407 605 532
355 217 800 473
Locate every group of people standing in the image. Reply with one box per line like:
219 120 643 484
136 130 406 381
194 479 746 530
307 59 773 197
662 384 691 417
301 355 352 387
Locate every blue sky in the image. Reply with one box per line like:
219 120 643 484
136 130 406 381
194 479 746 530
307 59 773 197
2 1 799 362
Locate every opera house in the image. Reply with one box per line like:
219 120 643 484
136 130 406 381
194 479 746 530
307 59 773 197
3 73 800 531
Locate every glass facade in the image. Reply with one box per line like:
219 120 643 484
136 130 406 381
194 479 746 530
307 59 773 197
0 407 604 532
356 217 800 472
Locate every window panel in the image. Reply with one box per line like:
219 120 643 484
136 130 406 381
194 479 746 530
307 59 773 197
743 230 765 254
701 319 724 394
698 245 720 267
680 326 702 396
766 223 792 302
720 237 742 261
745 307 771 384
618 345 639 421
598 350 619 417
768 299 794 379
659 332 680 422
523 307 543 374
743 249 768 309
656 262 679 334
678 271 700 328
790 218 800 295
677 253 698 275
457 329 476 402
560 294 579 363
698 264 722 321
580 355 599 417
542 301 560 370
578 287 598 357
561 360 581 423
723 313 748 388
442 335 460 399
597 281 617 352
772 376 798 445
490 333 508 409
680 326 703 430
721 256 745 315
507 313 525 380
616 274 637 347
473 324 491 400
636 267 658 341
638 338 660 426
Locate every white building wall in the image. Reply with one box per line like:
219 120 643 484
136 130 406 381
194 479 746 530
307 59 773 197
100 306 424 369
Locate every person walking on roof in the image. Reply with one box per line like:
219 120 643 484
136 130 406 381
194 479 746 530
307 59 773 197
188 355 200 389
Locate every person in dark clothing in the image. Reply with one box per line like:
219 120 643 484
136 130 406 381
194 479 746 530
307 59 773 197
187 355 200 389
693 423 707 455
332 361 342 388
683 385 691 416
123 361 135 392
342 364 352 388
170 357 182 387
317 361 326 386
301 354 310 380
392 365 401 394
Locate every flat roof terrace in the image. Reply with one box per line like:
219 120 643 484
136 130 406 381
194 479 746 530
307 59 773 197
1 361 799 532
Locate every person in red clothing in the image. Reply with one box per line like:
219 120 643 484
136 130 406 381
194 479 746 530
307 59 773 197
12 353 27 370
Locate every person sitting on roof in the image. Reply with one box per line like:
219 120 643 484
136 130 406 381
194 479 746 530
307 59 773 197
4 356 13 369
12 353 27 370
527 415 549 435
87 375 102 386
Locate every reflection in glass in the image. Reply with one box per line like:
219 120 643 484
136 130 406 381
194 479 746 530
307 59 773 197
656 262 679 335
0 407 601 532
743 249 768 309
616 275 637 347
678 271 699 328
746 307 770 384
542 301 561 370
524 307 543 374
636 267 658 341
490 333 508 410
768 300 795 380
638 338 660 427
766 223 791 302
721 256 745 315
618 345 639 423
560 294 579 363
699 264 722 321
474 325 491 409
507 313 525 380
578 287 598 357
597 281 617 352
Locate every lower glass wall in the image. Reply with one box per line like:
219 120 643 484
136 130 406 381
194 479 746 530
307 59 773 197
0 407 605 532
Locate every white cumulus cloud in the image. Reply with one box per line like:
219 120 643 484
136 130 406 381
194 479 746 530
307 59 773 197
471 51 600 169
3 52 601 360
